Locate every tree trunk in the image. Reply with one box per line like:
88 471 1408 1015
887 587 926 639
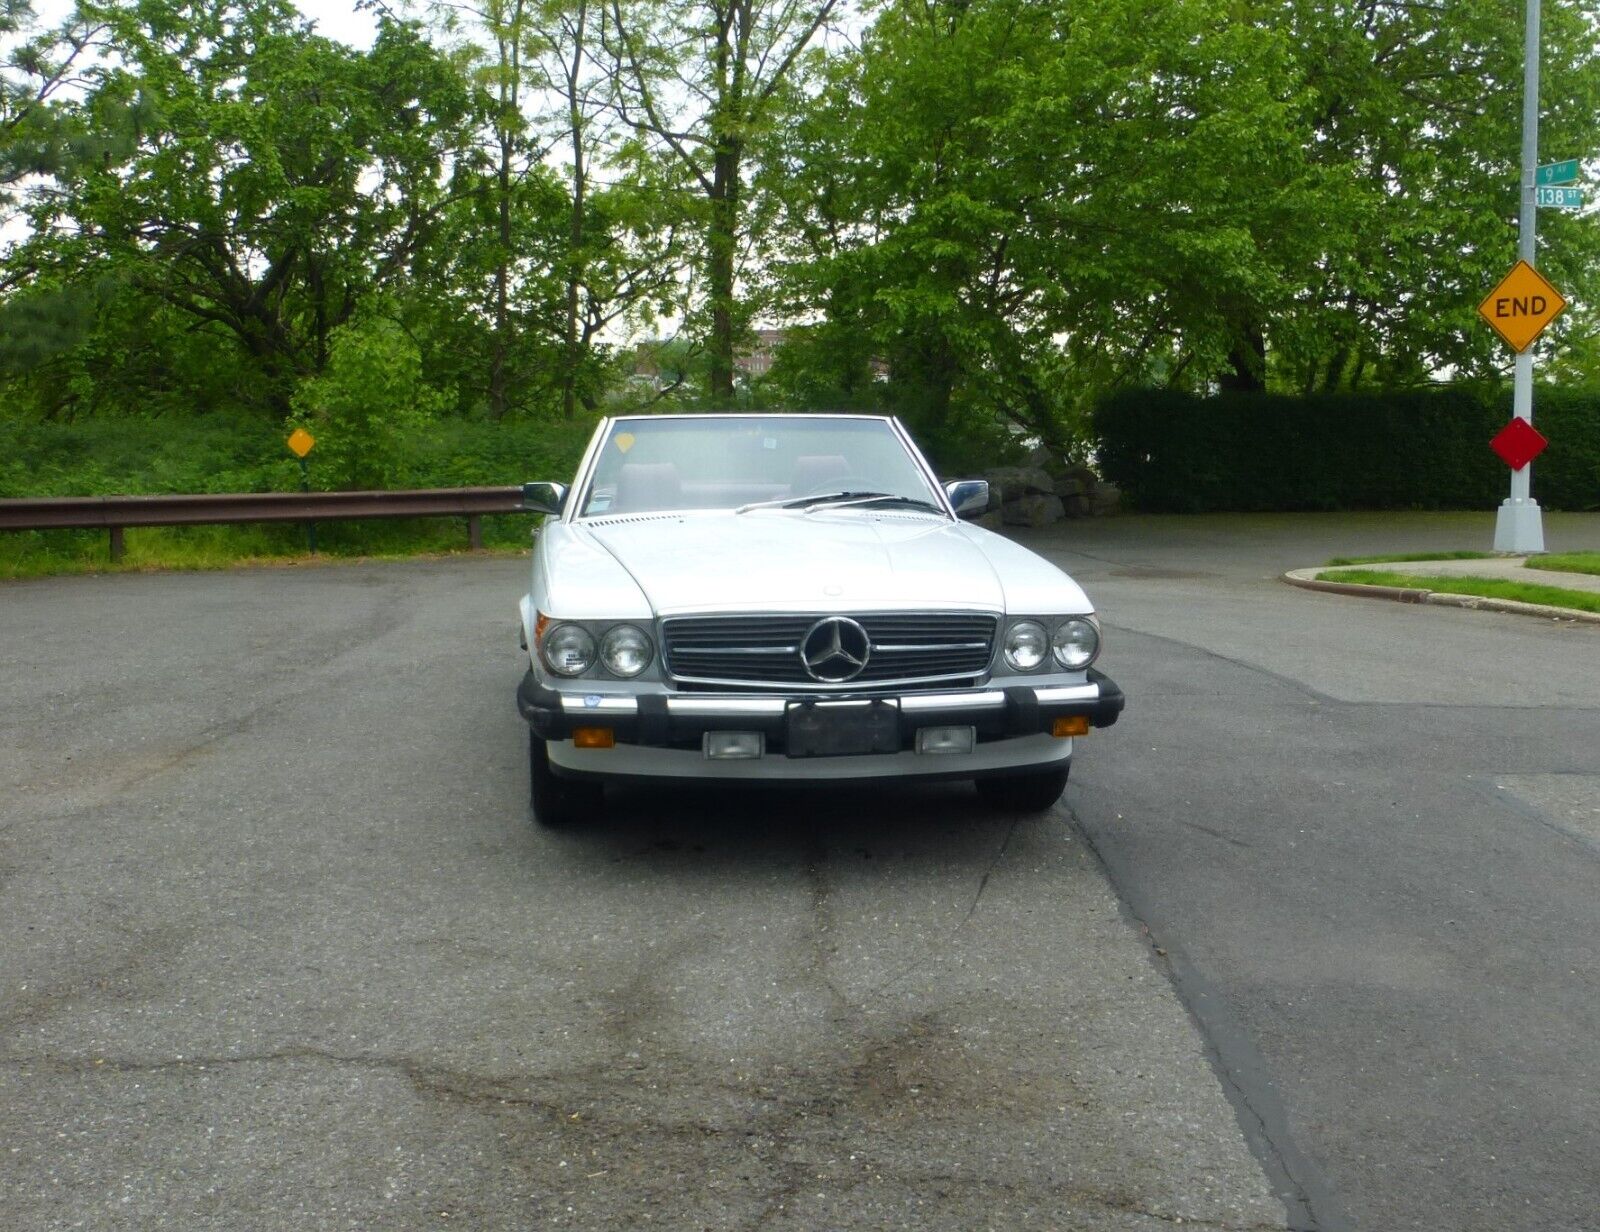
488 129 513 420
708 140 741 402
1218 323 1267 393
562 0 588 421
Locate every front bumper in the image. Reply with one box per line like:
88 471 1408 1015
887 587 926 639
516 668 1125 751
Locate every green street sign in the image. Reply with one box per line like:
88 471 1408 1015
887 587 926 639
1535 186 1584 210
1536 159 1580 186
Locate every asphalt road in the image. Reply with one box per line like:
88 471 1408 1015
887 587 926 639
2 510 1598 1231
1014 510 1600 1232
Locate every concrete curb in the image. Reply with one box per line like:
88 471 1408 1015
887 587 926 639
1282 568 1600 625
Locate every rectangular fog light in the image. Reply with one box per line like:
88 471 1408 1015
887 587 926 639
915 726 976 755
1052 715 1089 738
704 731 764 760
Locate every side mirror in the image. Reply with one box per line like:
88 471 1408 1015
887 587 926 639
522 481 568 516
944 479 989 519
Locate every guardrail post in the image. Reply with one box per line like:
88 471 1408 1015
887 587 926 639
467 515 482 551
109 525 125 563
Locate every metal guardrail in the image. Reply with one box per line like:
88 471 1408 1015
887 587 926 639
0 487 529 561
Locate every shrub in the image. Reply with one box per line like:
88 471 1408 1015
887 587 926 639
1092 385 1600 513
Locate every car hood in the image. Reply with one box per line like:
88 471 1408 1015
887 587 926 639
582 511 1009 616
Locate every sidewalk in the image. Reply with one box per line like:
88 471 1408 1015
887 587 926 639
1283 555 1600 623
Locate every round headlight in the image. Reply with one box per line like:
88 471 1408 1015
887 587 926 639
1003 620 1049 671
599 624 652 677
1052 617 1100 670
542 623 596 676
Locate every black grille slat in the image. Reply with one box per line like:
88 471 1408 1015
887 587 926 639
662 612 998 689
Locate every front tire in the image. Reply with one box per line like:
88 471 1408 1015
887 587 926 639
529 730 604 827
975 763 1070 813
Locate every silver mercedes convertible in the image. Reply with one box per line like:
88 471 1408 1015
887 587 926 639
515 413 1124 825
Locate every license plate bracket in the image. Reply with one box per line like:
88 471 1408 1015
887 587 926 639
785 700 900 758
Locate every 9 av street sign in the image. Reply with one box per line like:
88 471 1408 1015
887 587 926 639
1477 260 1567 353
1536 158 1580 186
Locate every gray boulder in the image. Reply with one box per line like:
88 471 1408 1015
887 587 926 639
982 466 1056 505
1001 493 1066 527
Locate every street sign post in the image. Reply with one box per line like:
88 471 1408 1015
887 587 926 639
1535 186 1583 209
286 429 317 553
1490 0 1547 554
1535 158 1579 185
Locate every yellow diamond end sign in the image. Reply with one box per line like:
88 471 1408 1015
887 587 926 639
1478 260 1567 353
286 428 316 458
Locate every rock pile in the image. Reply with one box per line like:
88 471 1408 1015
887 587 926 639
977 449 1120 528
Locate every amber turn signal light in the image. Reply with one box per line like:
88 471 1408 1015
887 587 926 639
572 727 615 749
1051 715 1089 738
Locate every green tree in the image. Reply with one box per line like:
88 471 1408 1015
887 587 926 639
603 0 840 401
6 0 478 417
1259 0 1600 391
291 313 448 489
761 0 1332 454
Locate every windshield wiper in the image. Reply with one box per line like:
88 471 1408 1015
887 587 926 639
735 490 947 516
800 492 947 515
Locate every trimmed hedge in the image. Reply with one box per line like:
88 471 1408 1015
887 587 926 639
1092 386 1600 513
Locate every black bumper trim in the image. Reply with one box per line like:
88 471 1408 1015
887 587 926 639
517 667 1125 747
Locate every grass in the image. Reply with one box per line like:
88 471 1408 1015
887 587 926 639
1324 550 1494 566
1314 569 1600 614
0 515 536 581
1529 552 1600 578
0 411 590 579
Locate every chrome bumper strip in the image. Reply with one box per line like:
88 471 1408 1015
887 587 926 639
556 682 1098 720
560 695 641 714
899 690 1008 712
1032 683 1102 704
667 697 788 717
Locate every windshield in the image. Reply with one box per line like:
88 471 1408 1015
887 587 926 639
578 416 944 517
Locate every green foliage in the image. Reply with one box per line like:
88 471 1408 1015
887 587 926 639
291 317 449 490
4 0 483 417
0 407 595 499
5 0 1600 481
0 409 596 575
1094 386 1600 513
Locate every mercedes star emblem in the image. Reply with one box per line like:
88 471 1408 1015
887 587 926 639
800 616 871 683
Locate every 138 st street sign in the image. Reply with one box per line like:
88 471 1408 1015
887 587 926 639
1477 260 1567 353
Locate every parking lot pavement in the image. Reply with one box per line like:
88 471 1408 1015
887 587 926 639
1018 511 1600 1232
0 561 1283 1231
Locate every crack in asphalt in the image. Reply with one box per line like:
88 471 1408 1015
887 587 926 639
865 816 1021 1000
958 814 1019 928
802 832 851 1015
0 1046 1290 1232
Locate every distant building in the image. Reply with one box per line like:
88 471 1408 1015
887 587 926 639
734 329 787 380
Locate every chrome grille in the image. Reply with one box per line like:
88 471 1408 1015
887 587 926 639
661 613 998 688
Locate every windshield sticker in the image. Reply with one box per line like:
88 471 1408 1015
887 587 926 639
763 437 778 450
614 432 635 454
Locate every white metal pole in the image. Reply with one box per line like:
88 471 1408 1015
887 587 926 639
1494 0 1546 553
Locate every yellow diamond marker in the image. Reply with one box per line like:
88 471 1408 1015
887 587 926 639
286 428 316 458
1477 260 1567 354
614 432 635 454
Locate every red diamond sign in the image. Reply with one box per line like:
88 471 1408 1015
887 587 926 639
1490 417 1548 471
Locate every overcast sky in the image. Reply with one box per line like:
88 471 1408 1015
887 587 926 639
33 0 382 47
